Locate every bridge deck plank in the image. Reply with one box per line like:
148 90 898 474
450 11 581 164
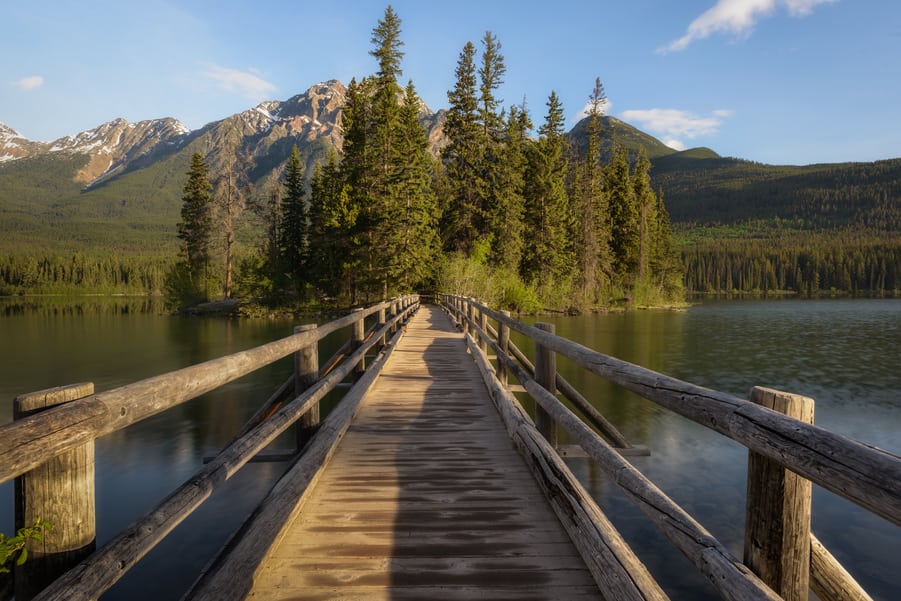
248 305 596 600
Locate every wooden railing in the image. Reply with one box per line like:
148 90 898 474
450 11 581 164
435 293 899 601
0 295 420 601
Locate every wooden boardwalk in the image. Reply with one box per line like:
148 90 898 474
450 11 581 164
248 305 598 600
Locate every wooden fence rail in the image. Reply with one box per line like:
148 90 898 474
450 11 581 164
436 294 895 601
3 296 419 601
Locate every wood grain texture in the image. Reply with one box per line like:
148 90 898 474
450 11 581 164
248 306 597 600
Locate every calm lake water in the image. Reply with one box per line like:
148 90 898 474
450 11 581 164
1 297 899 599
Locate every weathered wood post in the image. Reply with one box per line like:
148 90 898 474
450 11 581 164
294 324 319 450
351 307 366 374
377 303 387 348
497 310 511 386
478 304 489 354
389 297 398 335
744 386 814 601
534 322 558 449
14 383 96 601
461 298 470 336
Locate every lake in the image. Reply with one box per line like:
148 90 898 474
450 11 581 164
1 297 899 599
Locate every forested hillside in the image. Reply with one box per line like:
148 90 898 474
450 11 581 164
653 156 901 296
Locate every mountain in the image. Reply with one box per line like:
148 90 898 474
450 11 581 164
0 80 451 255
2 78 898 259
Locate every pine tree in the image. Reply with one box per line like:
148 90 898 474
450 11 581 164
522 91 573 290
478 31 506 140
488 102 531 272
384 81 440 292
308 151 358 300
607 145 639 280
632 147 657 282
571 78 612 306
280 145 307 297
177 152 213 294
441 41 484 255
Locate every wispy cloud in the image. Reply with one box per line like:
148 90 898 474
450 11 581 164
659 0 837 53
202 65 276 100
13 75 44 90
620 108 732 150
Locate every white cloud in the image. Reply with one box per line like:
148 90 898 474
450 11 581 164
203 65 276 100
620 108 731 150
573 99 614 123
659 0 836 53
13 75 44 90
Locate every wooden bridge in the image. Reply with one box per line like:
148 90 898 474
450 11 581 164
1 295 899 601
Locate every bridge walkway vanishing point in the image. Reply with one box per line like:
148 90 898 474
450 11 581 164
247 304 599 600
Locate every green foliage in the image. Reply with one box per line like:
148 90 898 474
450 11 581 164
280 145 308 295
1 520 51 573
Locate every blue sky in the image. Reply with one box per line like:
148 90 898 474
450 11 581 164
2 0 899 165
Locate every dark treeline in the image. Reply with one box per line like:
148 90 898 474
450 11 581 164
0 253 168 296
169 8 682 313
682 230 900 296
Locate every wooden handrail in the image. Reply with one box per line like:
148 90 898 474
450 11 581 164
28 300 419 601
460 305 781 601
442 295 901 528
0 297 413 485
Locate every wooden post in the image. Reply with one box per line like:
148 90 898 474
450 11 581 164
377 305 387 348
294 324 319 450
390 298 398 334
14 383 96 601
744 386 814 601
479 304 488 354
534 322 557 449
497 310 511 386
461 299 470 336
351 308 365 374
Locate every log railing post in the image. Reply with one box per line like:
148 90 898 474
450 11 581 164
461 298 470 336
293 324 319 450
377 304 387 348
479 304 489 354
744 386 814 601
497 310 511 386
351 308 365 374
389 298 398 335
534 322 558 449
14 383 97 601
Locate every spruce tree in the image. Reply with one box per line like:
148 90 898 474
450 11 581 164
522 91 573 290
632 147 657 283
177 152 213 294
384 81 440 292
280 145 308 297
441 41 484 255
488 102 531 272
607 145 639 280
308 151 358 300
572 78 612 306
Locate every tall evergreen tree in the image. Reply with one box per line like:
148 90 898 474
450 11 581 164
488 102 531 272
308 151 358 300
441 41 484 255
478 31 506 140
571 77 612 305
213 126 251 300
177 152 213 292
280 145 308 296
632 147 657 282
607 145 639 279
522 91 573 289
384 81 441 292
